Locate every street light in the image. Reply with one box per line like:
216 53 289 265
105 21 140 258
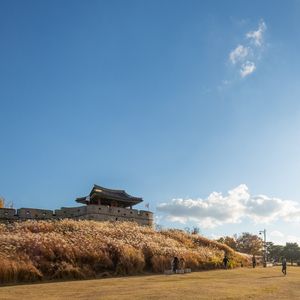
259 229 267 267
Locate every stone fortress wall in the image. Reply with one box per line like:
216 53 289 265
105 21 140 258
0 204 153 226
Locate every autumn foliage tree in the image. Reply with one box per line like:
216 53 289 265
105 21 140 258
218 233 263 255
236 233 263 255
217 236 238 251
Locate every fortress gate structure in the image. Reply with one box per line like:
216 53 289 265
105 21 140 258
0 185 153 226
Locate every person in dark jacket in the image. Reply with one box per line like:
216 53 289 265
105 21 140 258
172 256 179 273
252 255 257 268
282 258 287 275
223 255 229 269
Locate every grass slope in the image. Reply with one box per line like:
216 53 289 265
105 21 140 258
0 220 249 284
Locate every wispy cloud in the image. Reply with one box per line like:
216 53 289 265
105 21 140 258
227 20 267 78
246 21 267 47
240 61 256 77
157 184 300 229
229 45 250 64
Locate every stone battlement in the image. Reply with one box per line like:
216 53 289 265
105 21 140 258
0 204 153 226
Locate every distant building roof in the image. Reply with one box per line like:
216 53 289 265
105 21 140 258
76 184 143 207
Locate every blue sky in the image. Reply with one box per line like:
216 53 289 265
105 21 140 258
1 0 300 244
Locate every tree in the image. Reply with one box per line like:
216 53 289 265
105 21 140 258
217 236 238 251
236 232 263 255
191 226 201 235
184 226 201 235
266 242 284 262
282 243 300 265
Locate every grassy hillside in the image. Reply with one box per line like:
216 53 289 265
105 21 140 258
0 220 250 284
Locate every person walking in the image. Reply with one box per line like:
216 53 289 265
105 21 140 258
282 258 287 275
223 255 229 269
252 255 257 268
172 256 179 273
180 257 185 270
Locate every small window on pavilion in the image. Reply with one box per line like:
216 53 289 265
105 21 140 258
26 211 30 215
98 208 101 210
115 218 118 221
118 210 120 213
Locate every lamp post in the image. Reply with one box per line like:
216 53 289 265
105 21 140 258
259 229 267 267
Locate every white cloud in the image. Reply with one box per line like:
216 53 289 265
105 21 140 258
269 231 300 245
158 184 248 228
226 20 267 79
229 45 249 64
209 233 222 240
157 184 300 229
270 230 284 238
286 235 300 244
246 21 267 47
240 61 256 77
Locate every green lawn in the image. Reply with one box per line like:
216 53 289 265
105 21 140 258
1 267 299 300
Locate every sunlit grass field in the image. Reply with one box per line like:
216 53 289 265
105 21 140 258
1 266 299 300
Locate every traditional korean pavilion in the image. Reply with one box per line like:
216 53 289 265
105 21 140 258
76 184 143 209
